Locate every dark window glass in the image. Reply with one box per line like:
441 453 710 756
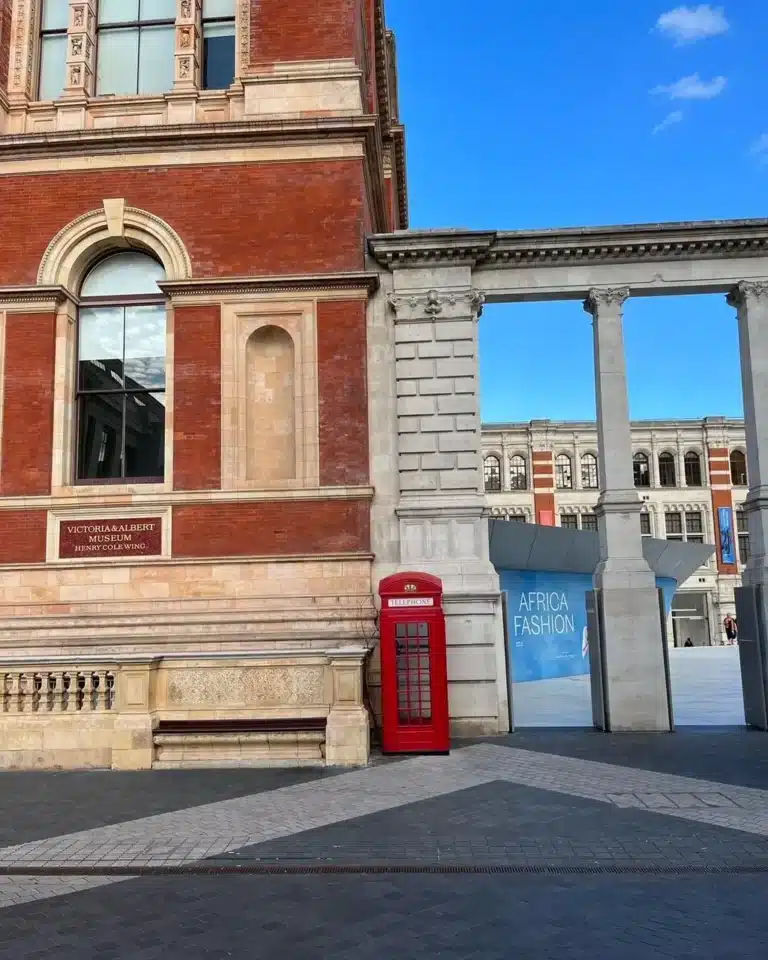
633 452 650 488
484 456 501 492
737 510 749 533
76 253 166 482
560 514 578 529
658 452 677 487
509 455 527 490
581 513 598 533
685 512 703 535
581 453 598 489
508 514 527 523
666 512 683 537
731 450 747 486
555 454 573 489
640 512 652 536
203 0 236 89
684 451 703 487
739 533 751 565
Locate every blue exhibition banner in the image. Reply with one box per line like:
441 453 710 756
499 569 678 684
719 507 736 565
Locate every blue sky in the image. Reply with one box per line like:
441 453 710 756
385 1 768 423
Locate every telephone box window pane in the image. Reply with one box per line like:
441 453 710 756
39 35 67 100
99 0 140 24
124 393 165 479
396 621 432 724
138 25 175 95
97 29 140 95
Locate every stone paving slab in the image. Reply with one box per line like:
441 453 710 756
1 872 767 959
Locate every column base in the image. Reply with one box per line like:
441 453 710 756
598 585 672 732
325 706 370 766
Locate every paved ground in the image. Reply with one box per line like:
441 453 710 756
513 645 745 727
1 732 768 958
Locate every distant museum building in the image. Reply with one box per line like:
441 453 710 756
482 418 748 647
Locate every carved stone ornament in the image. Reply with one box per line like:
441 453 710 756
180 0 192 17
179 57 191 79
583 286 631 316
70 64 82 85
727 281 768 309
73 6 85 28
180 26 193 48
71 36 84 57
388 289 486 320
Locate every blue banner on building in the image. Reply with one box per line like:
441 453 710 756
719 507 736 565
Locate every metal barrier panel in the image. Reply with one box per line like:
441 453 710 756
735 585 768 730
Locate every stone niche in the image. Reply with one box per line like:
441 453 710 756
0 649 371 770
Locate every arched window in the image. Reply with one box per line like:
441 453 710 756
658 452 677 487
484 455 502 492
633 452 650 488
76 252 166 482
555 454 573 489
509 455 527 490
684 451 702 487
581 453 598 489
731 450 747 487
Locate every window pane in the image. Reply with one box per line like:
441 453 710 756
78 394 124 480
737 511 749 533
739 534 751 565
82 253 165 297
39 34 67 100
203 0 236 16
509 456 527 489
124 305 166 390
140 0 177 20
42 0 70 31
666 512 682 535
560 515 578 529
78 307 124 390
686 512 703 534
138 25 175 94
99 0 140 24
582 514 598 533
203 23 236 89
640 513 651 536
124 393 165 478
97 28 139 95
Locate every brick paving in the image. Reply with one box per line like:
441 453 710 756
0 735 767 957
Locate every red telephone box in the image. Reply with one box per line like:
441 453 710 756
378 572 450 754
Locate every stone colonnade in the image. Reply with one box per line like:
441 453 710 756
369 224 768 733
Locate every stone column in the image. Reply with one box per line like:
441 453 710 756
729 282 768 587
174 0 201 92
325 648 370 766
7 0 38 110
62 1 96 98
584 288 670 731
386 269 509 736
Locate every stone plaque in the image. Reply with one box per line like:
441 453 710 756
59 518 162 560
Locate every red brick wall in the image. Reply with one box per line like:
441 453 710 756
172 499 370 557
0 161 366 286
250 0 360 67
532 452 555 525
317 300 369 486
173 305 221 491
1 312 56 496
0 510 48 564
0 0 11 90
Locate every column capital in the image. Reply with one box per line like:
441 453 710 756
727 281 768 309
583 287 630 317
387 288 485 322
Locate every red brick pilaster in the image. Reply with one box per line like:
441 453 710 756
708 445 738 575
532 450 555 525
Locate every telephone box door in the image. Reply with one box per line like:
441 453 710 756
379 572 450 754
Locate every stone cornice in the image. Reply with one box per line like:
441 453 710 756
369 219 768 270
159 272 380 300
0 285 74 310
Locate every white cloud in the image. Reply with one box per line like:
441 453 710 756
653 110 684 135
651 73 727 100
657 5 730 44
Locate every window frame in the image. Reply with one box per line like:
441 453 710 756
658 451 677 488
633 452 651 488
555 453 573 490
508 454 527 490
94 2 177 98
737 509 751 566
684 450 703 487
74 253 168 486
580 452 598 490
730 449 748 487
202 0 237 90
483 455 502 493
38 0 69 101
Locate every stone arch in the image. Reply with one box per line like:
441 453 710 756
37 201 192 291
245 325 296 485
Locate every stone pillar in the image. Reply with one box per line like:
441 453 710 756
729 282 768 587
62 0 96 98
386 270 509 736
112 659 157 770
325 648 370 766
584 288 670 731
174 0 201 92
7 0 37 110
